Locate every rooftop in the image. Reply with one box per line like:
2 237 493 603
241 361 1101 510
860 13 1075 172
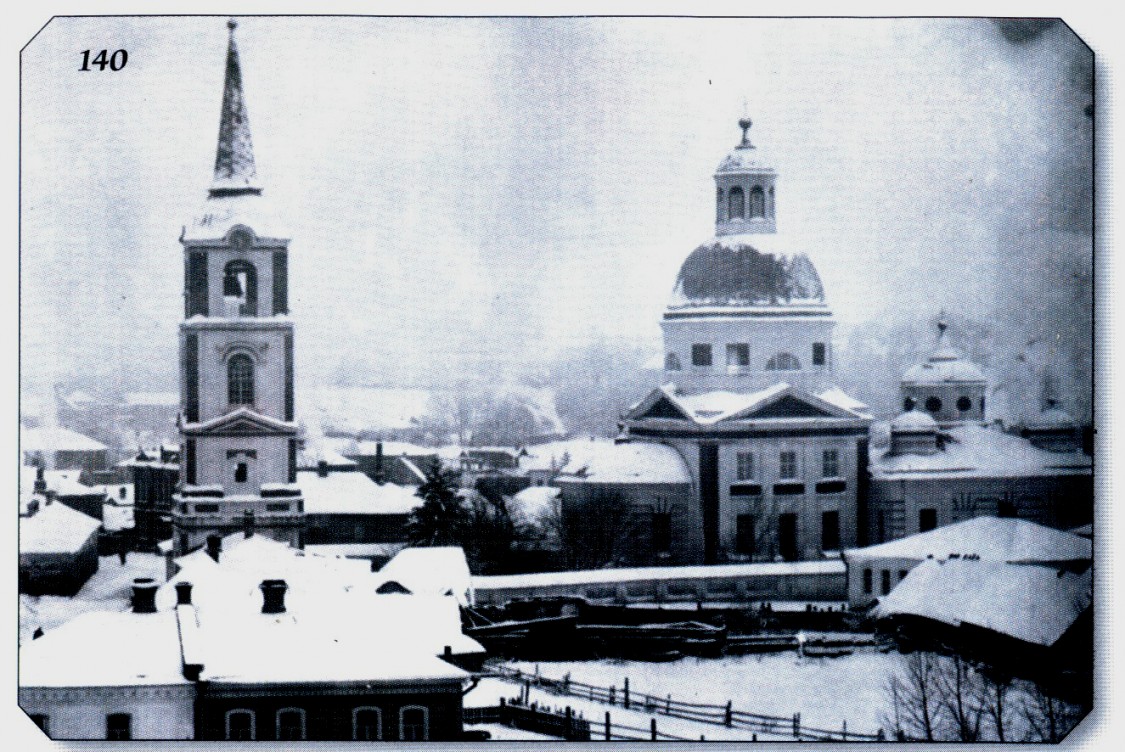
20 425 107 453
520 438 691 484
667 239 826 312
19 499 102 554
297 471 420 515
376 546 474 606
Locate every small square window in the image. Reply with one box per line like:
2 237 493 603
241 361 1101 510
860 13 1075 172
691 344 713 367
106 713 131 741
726 343 750 367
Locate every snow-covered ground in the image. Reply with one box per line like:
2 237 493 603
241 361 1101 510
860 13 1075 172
20 553 165 644
469 652 902 740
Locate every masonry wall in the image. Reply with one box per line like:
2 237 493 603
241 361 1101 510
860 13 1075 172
19 685 195 740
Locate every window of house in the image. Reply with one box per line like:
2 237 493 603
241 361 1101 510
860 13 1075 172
234 462 248 483
735 514 755 556
863 568 873 594
691 344 712 367
778 513 798 562
29 715 49 735
903 397 916 412
106 713 131 741
919 508 937 533
194 503 219 513
728 186 745 220
227 353 254 405
765 352 801 371
925 396 942 413
881 570 892 595
736 451 755 481
726 343 750 368
822 449 839 478
276 708 306 741
957 396 972 412
651 512 672 554
998 500 1016 518
400 706 429 741
664 352 682 371
821 511 840 551
226 710 255 741
779 450 798 480
749 186 765 218
267 503 289 512
980 396 986 413
812 342 826 366
354 707 383 741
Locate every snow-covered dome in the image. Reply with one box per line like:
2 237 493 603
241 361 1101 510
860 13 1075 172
667 238 826 311
890 409 938 433
715 117 776 174
902 330 986 385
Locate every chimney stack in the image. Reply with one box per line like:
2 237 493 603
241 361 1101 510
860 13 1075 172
317 459 329 478
260 579 288 614
206 534 222 562
175 581 194 606
132 578 158 613
374 442 386 485
242 509 255 538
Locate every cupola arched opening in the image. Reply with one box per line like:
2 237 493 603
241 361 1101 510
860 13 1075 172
728 186 745 220
223 260 258 316
227 352 255 405
749 186 765 218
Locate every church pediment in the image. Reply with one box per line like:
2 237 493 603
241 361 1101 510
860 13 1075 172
737 394 836 419
183 407 297 437
625 387 691 421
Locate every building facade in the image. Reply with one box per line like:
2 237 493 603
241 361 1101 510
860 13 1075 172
622 119 871 564
171 21 304 555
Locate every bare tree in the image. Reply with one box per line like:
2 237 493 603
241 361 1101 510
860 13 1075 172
883 652 942 741
557 487 640 570
1018 682 1084 743
935 653 983 741
975 669 1012 742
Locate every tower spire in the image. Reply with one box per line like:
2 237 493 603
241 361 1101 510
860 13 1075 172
211 19 261 196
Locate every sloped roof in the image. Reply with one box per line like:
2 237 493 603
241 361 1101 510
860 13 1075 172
375 547 473 606
298 471 420 515
520 438 691 484
20 425 107 453
20 500 101 554
845 516 1091 564
870 424 1091 480
628 382 869 426
873 558 1091 647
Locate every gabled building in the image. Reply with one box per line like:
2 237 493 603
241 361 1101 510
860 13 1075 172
621 119 871 564
171 21 303 554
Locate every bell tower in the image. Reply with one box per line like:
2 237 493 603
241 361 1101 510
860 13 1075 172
172 20 304 555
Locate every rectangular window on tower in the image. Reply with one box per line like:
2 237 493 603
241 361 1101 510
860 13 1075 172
726 343 750 367
651 512 672 554
691 344 713 367
812 342 827 366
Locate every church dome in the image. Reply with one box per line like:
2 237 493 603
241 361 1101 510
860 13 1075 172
902 321 986 385
666 236 826 311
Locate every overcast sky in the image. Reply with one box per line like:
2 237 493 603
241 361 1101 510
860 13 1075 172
19 16 1091 396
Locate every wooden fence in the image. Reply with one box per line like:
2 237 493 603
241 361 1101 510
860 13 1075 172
487 664 885 742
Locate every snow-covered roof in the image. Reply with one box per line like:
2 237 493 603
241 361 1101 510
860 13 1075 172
817 387 872 417
43 469 103 497
667 239 827 312
890 409 938 432
183 191 289 242
20 499 102 554
902 338 986 384
870 424 1091 479
376 547 473 606
296 443 357 470
508 486 561 526
631 382 870 427
873 558 1091 647
101 503 135 533
520 438 691 484
715 141 775 173
298 471 420 515
20 425 107 453
123 391 180 407
303 387 434 434
475 559 844 590
304 542 407 560
20 610 188 687
844 516 1091 564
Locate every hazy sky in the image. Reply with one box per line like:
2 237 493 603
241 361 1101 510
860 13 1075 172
19 16 1092 396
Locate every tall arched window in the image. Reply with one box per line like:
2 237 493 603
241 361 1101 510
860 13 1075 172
716 187 725 223
400 706 429 741
353 707 383 741
768 186 775 217
749 186 765 218
225 710 255 741
765 352 801 371
728 186 745 220
223 260 258 316
228 353 255 405
276 708 306 741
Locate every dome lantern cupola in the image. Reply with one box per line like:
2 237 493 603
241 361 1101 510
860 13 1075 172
901 313 987 427
714 117 778 236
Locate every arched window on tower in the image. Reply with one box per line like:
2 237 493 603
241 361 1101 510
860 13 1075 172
768 186 775 217
749 186 765 218
765 352 801 371
228 353 254 406
728 186 745 220
716 187 725 223
223 260 258 317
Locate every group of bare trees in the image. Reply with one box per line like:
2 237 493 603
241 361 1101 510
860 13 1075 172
883 651 1086 742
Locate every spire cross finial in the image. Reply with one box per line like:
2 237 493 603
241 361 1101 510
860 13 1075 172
738 116 753 147
228 18 237 32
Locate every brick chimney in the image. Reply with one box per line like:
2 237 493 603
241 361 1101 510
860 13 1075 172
206 534 222 562
175 581 194 606
260 579 288 614
374 442 386 485
132 578 158 613
317 459 329 478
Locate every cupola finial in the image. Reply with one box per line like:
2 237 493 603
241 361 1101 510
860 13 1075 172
738 116 753 147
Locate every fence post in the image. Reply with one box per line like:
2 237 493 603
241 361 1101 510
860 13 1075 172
793 712 801 738
565 706 573 741
624 677 630 710
564 672 571 694
667 694 672 713
842 719 847 741
725 700 732 727
605 711 611 741
877 728 885 741
651 718 657 741
609 685 615 705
